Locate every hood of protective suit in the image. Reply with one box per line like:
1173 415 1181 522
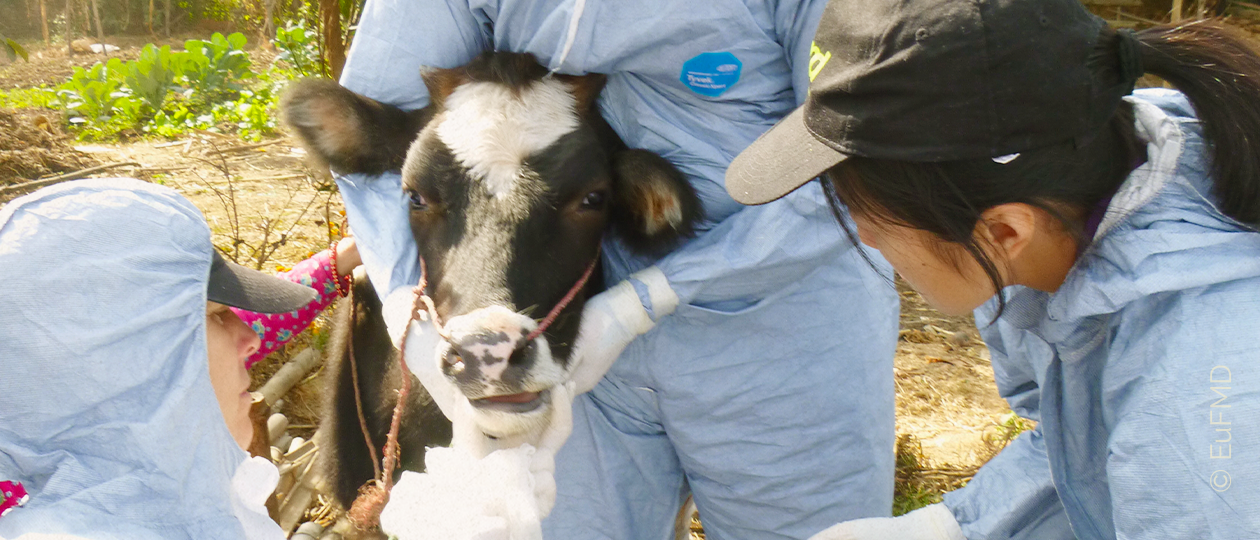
996 88 1260 331
955 88 1260 540
0 179 281 540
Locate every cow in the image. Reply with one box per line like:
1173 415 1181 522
281 51 703 515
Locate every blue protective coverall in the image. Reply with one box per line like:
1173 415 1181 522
943 89 1260 539
334 1 901 538
0 179 283 540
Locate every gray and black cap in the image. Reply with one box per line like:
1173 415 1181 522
207 250 317 313
727 0 1134 205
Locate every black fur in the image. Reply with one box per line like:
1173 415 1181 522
316 273 452 507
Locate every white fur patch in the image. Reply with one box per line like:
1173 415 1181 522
435 79 580 198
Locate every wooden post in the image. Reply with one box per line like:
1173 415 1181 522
65 0 74 56
89 0 104 51
1172 0 1184 22
39 0 50 45
147 0 153 34
319 0 344 79
164 0 170 38
261 0 276 50
79 0 91 39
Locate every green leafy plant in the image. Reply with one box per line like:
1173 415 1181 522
55 60 145 140
14 31 300 143
181 32 254 98
274 21 322 78
2 33 28 62
0 86 58 109
123 44 182 113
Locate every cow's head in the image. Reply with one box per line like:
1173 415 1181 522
284 52 701 437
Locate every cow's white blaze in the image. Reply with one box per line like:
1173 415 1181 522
436 79 580 198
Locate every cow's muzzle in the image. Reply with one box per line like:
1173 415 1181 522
439 306 560 402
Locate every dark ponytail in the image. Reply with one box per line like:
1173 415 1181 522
824 19 1260 311
1136 20 1260 226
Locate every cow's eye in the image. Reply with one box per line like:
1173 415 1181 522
408 191 429 210
580 190 607 210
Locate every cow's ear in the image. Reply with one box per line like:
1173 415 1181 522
282 78 434 176
420 66 468 111
609 149 704 256
554 73 607 115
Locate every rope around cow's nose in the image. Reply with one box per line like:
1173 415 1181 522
347 247 600 531
524 246 600 343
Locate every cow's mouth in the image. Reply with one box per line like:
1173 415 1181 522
470 389 548 413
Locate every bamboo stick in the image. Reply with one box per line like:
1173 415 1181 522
259 348 322 406
0 162 142 195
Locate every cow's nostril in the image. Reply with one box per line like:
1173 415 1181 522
445 352 465 374
508 340 534 366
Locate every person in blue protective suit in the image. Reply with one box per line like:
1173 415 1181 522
332 0 901 538
727 0 1260 538
0 178 319 540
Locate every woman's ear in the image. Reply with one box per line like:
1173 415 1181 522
975 202 1039 267
609 149 704 256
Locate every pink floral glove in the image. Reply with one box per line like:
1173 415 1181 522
231 248 344 368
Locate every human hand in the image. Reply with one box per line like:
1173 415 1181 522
333 235 362 277
381 287 459 419
567 266 677 394
378 383 576 540
809 504 966 540
447 380 575 517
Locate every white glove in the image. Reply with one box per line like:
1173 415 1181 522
228 456 287 540
568 266 678 394
381 286 460 419
809 504 966 540
378 382 577 540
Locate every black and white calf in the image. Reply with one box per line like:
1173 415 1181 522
282 52 702 510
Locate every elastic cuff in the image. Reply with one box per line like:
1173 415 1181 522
628 278 657 320
629 266 679 318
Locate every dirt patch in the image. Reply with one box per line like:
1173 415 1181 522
0 45 141 90
0 107 96 191
894 279 1011 469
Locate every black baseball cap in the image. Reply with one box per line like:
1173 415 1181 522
727 0 1131 204
207 250 317 313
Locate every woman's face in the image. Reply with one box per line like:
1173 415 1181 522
206 301 260 450
850 213 1000 316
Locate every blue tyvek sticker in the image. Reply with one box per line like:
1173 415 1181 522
680 52 742 97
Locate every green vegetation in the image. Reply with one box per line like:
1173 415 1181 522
0 28 319 142
2 33 28 62
273 21 323 78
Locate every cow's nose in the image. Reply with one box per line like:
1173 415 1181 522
445 332 519 372
441 305 540 381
